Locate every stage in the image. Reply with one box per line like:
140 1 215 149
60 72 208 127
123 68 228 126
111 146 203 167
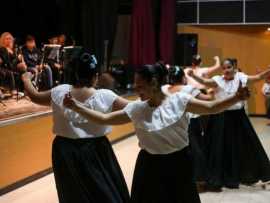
0 92 136 195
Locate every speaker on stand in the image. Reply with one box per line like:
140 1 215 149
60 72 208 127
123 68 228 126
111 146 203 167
175 33 198 66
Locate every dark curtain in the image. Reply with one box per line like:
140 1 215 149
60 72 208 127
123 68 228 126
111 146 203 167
159 0 176 64
128 0 156 68
0 0 119 70
0 0 60 44
59 0 119 71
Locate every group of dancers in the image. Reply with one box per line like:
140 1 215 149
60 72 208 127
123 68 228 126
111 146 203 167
21 48 270 203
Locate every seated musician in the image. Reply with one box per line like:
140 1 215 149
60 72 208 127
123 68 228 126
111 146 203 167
22 35 53 89
46 35 63 86
0 32 27 98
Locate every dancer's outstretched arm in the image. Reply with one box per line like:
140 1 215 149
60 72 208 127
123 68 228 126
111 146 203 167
64 95 131 125
186 83 249 115
187 69 218 88
247 67 270 84
204 56 221 76
22 72 51 106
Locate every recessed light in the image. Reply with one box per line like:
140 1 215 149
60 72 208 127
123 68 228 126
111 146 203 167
267 28 270 31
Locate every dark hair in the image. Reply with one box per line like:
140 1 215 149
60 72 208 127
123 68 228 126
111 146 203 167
192 54 202 66
69 48 98 87
168 66 185 85
136 63 168 87
222 58 234 68
25 35 35 42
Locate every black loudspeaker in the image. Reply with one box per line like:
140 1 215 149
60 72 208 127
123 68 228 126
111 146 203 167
175 33 198 66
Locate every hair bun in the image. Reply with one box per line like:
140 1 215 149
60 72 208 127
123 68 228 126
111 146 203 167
79 52 97 70
155 62 168 76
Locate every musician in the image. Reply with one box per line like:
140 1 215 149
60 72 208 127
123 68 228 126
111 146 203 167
0 32 27 97
22 35 53 89
58 34 66 46
46 35 63 86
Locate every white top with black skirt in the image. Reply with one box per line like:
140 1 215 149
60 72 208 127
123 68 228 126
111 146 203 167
51 84 118 139
212 72 248 110
124 92 192 154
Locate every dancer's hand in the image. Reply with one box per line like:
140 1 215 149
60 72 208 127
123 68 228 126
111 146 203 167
236 82 250 100
213 56 219 61
63 93 77 110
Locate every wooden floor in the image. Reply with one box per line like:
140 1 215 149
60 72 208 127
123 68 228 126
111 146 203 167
0 117 269 203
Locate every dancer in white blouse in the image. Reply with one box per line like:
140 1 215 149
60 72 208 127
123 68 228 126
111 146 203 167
22 49 130 203
262 77 270 125
64 63 249 203
188 59 270 190
184 55 220 91
163 65 215 192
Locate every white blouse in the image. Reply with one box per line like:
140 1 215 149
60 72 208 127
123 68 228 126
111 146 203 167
124 92 192 154
212 72 248 110
162 84 200 118
162 84 201 97
51 84 118 139
262 83 270 96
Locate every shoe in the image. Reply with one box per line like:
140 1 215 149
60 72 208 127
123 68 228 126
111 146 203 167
205 185 222 192
196 182 207 193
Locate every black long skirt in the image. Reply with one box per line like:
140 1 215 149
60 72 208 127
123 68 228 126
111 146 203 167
188 117 209 182
205 109 270 189
130 147 201 203
266 96 270 119
52 136 130 203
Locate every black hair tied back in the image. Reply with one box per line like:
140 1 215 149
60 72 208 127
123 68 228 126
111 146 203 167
71 48 98 87
168 66 185 85
136 62 168 88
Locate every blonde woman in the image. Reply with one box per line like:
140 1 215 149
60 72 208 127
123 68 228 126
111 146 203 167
0 32 27 97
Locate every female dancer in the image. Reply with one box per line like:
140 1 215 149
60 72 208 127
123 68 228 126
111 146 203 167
22 49 130 203
64 63 249 203
188 59 270 189
163 66 214 191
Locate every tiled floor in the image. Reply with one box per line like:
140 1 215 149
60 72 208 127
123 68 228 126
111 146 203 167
0 117 269 203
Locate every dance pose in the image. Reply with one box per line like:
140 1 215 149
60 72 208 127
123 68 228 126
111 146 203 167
64 63 249 203
22 49 130 203
184 55 220 91
188 59 270 189
163 66 214 191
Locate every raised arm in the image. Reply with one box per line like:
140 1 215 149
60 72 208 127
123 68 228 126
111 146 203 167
187 69 218 88
247 67 270 84
186 83 249 115
64 94 131 125
205 56 221 76
22 72 51 106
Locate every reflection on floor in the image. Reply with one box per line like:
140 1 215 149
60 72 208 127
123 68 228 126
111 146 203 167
0 117 269 203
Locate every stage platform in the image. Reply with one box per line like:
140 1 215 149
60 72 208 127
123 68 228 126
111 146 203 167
0 91 137 195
